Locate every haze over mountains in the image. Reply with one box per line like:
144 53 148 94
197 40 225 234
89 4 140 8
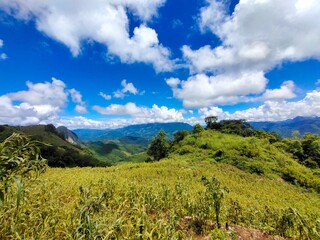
251 116 320 138
74 122 193 141
73 116 320 142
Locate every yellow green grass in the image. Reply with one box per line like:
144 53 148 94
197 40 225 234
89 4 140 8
1 159 319 239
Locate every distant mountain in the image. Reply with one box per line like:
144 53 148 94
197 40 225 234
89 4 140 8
251 116 320 137
56 126 81 145
74 122 193 141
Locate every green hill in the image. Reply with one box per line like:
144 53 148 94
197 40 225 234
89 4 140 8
86 139 147 164
0 124 108 167
1 124 320 239
169 129 320 193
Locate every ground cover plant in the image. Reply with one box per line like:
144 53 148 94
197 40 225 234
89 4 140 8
0 161 319 239
1 125 320 239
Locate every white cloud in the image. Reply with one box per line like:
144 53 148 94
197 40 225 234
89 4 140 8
0 0 173 72
113 79 140 99
260 81 296 101
166 72 267 108
8 78 68 107
193 0 320 73
121 79 138 95
93 102 184 122
0 53 7 60
175 0 320 108
0 79 68 125
60 103 186 129
69 89 83 104
69 88 87 113
93 102 141 115
99 92 112 100
75 105 88 114
199 89 320 122
0 78 89 125
0 39 7 60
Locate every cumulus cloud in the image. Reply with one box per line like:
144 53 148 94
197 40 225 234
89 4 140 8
0 78 68 125
173 0 320 108
192 0 320 73
166 72 267 108
0 0 173 72
0 39 3 48
113 79 140 99
99 92 112 100
93 102 184 122
0 78 88 125
260 81 296 101
69 88 87 113
8 78 68 106
199 89 320 122
74 105 88 114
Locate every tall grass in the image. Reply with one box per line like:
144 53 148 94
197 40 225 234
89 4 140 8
1 160 319 239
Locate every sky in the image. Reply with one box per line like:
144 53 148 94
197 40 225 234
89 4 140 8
0 0 320 129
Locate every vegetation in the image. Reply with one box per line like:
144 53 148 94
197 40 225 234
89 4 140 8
85 139 146 165
0 124 107 168
0 133 46 205
0 160 319 239
147 130 169 161
0 119 320 238
251 116 320 137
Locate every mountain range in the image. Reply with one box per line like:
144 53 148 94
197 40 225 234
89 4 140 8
74 122 193 141
250 116 320 137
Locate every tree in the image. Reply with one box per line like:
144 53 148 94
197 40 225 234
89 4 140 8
147 130 169 161
192 124 204 135
205 116 219 129
173 130 189 144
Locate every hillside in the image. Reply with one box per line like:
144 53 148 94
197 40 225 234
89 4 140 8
74 122 193 141
86 139 147 164
0 124 107 167
1 158 319 238
169 129 320 193
1 124 320 239
56 126 82 145
251 116 320 137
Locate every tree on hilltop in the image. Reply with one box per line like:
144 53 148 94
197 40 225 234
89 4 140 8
147 129 169 161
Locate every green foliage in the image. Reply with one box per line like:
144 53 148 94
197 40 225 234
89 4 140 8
0 133 47 205
301 133 320 167
171 129 320 192
201 176 228 228
147 130 169 161
86 139 146 164
0 161 319 239
205 116 254 137
173 130 189 144
192 124 204 135
41 145 109 167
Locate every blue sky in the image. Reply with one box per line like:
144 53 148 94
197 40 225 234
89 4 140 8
0 0 320 129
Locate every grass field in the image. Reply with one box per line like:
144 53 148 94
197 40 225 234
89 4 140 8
1 159 319 239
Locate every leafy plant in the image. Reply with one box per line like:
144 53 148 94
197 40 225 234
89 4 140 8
201 176 228 228
0 133 47 205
